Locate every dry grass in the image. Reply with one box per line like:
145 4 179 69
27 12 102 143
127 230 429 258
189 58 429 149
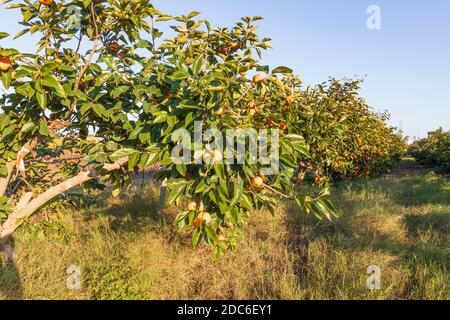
1 166 449 300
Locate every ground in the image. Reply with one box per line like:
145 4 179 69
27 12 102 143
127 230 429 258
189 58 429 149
0 160 449 300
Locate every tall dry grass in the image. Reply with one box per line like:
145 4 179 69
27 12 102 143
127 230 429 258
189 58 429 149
1 168 449 300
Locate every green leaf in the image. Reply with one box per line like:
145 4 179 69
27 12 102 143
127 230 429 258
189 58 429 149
92 104 106 117
83 0 92 8
206 85 225 91
272 66 293 74
187 11 201 19
20 122 35 133
320 198 340 218
111 85 129 98
1 71 12 90
42 75 66 97
192 56 203 75
239 194 254 211
167 183 187 204
39 119 49 136
195 179 209 194
230 176 244 206
213 163 225 181
176 163 187 176
80 103 93 115
153 113 168 124
171 70 190 81
0 32 9 39
141 153 158 169
179 100 199 110
317 187 331 199
128 152 140 170
0 165 8 176
110 148 137 162
205 226 218 243
192 228 202 249
14 28 29 39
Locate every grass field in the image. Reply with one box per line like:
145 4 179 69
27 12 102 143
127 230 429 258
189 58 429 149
1 160 449 300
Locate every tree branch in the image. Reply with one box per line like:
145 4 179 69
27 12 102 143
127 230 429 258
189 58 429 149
1 192 33 262
2 120 69 195
0 135 42 197
0 158 128 242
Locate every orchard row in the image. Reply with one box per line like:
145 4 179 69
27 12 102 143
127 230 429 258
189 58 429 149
409 129 449 173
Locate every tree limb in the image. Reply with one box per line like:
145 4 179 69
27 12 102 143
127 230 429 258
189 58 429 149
1 120 69 197
1 192 33 262
0 158 128 242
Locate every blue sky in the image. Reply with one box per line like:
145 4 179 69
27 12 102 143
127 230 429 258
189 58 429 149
1 0 449 137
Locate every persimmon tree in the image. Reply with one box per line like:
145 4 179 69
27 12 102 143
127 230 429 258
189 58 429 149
264 77 405 183
0 0 338 258
409 128 449 172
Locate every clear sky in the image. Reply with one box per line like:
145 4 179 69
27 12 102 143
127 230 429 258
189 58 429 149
1 0 449 138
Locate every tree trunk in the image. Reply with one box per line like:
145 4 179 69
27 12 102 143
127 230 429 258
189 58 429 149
1 192 33 262
0 161 15 197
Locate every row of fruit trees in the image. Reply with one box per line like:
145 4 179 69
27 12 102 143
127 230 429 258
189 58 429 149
0 0 405 257
409 128 449 173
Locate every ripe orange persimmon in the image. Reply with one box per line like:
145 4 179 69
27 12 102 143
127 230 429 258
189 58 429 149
247 101 257 109
252 74 265 84
230 42 239 51
214 107 224 116
193 216 201 228
39 0 52 6
200 212 211 224
194 212 212 228
285 96 294 104
279 123 287 131
187 202 197 212
218 47 228 55
267 120 276 127
0 56 12 72
109 42 120 55
251 176 264 189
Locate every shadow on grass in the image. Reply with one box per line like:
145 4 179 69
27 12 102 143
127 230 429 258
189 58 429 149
284 172 450 286
92 184 162 228
0 241 22 300
390 173 450 207
87 183 190 249
404 213 450 242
